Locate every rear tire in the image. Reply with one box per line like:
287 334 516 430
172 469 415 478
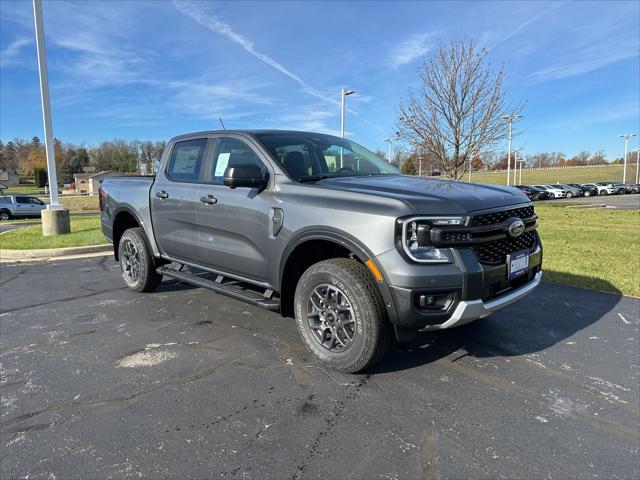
118 227 162 293
0 210 11 221
599 190 607 196
584 191 591 197
294 258 391 373
566 192 573 198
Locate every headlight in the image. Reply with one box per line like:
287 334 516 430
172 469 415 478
399 217 464 263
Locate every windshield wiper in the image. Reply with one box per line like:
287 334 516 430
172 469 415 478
296 175 332 182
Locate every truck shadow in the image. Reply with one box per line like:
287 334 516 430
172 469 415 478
371 272 625 374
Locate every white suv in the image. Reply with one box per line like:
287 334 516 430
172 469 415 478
584 183 616 195
533 185 567 198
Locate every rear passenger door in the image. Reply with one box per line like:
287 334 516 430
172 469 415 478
14 196 32 217
196 136 272 282
151 137 212 262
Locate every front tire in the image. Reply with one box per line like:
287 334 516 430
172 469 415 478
584 190 591 197
118 227 162 292
566 192 573 198
599 190 607 196
294 258 391 373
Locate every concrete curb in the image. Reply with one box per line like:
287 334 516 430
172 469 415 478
0 244 111 261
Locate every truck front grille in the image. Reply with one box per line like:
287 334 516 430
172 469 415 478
428 204 539 266
470 205 534 227
471 231 537 265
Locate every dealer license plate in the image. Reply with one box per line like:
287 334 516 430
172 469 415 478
507 250 529 280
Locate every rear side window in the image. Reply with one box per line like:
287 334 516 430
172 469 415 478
15 196 31 204
166 138 208 182
0 197 11 204
210 138 266 184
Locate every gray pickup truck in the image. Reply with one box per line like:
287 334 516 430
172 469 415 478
100 130 542 372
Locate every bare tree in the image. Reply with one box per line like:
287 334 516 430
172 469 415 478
397 40 521 179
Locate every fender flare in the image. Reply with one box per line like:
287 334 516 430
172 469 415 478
277 227 399 324
111 205 155 261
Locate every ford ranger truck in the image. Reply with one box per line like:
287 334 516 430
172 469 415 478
100 130 542 373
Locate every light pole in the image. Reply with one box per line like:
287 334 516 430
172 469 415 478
384 136 400 163
619 133 636 184
635 149 640 184
518 159 525 185
501 114 522 186
340 88 355 138
32 0 70 235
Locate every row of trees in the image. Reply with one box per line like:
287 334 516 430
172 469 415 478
0 137 165 184
400 149 628 176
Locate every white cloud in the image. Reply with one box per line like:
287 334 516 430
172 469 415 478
0 38 31 67
171 0 339 107
484 2 566 52
388 32 437 68
531 35 639 82
276 106 340 135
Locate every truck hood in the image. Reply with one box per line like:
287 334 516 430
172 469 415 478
314 175 529 215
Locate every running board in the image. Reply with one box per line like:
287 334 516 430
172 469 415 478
157 266 280 311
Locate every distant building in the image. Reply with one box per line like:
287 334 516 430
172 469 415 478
73 171 123 194
0 182 7 195
0 170 19 186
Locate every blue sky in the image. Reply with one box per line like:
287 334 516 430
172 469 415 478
1 0 639 158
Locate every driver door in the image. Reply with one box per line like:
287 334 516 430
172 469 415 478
196 136 272 282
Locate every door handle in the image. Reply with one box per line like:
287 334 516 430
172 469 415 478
200 195 217 205
155 190 169 199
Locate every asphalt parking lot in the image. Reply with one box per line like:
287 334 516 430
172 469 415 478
554 193 640 210
1 256 638 479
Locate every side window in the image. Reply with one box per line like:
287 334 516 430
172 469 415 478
211 138 266 184
15 196 30 204
166 138 208 183
29 197 45 205
0 197 11 204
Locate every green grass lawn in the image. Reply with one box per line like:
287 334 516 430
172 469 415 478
1 184 45 195
0 215 108 250
469 164 638 186
58 195 100 212
536 203 640 297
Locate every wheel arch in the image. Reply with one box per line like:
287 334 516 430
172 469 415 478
278 228 393 318
111 206 153 261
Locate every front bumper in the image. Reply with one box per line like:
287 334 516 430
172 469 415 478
375 239 543 330
420 271 541 331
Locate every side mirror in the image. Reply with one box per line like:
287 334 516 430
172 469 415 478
223 164 268 189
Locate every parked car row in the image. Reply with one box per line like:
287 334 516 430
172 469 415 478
514 182 640 201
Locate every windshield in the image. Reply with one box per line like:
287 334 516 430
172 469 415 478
254 132 400 181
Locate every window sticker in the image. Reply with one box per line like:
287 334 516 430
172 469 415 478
214 152 231 177
173 146 200 174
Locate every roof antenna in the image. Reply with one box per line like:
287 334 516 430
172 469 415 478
219 117 226 130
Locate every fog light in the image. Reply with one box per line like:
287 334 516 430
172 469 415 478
417 292 454 311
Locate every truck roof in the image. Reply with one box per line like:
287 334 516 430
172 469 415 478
169 129 332 142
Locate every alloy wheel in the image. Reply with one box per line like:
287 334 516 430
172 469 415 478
307 284 356 352
121 239 141 283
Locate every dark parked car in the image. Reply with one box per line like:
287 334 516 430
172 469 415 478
573 184 598 197
514 185 549 201
100 129 542 373
621 184 639 194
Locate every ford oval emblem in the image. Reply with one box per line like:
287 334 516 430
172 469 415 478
506 218 526 238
